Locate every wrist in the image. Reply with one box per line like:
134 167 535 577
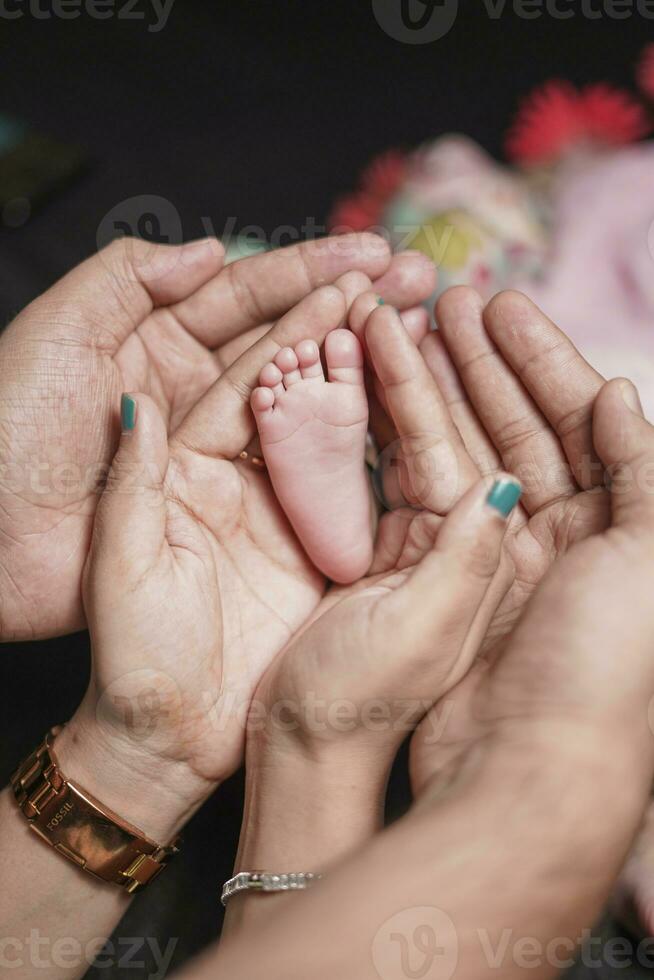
249 674 406 810
239 731 387 870
419 715 651 868
55 709 217 843
224 734 387 936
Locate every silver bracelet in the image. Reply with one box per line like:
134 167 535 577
221 871 323 906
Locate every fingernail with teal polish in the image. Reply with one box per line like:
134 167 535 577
486 479 521 518
376 296 385 306
121 394 137 432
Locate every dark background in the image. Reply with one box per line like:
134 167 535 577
0 2 652 977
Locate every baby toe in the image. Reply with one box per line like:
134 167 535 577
325 328 364 385
251 386 275 415
275 346 303 387
259 362 285 400
259 362 282 387
296 339 324 381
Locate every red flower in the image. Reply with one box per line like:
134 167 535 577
360 149 407 201
506 80 650 166
582 83 650 144
637 44 654 101
328 193 382 233
328 149 408 231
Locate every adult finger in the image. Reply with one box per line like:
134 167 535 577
171 286 346 459
214 324 270 373
437 286 577 515
334 270 373 311
484 291 605 489
169 233 390 348
350 290 430 348
400 306 431 347
214 270 372 375
420 330 500 477
90 393 168 575
593 379 654 532
366 304 479 514
372 250 437 308
388 474 521 697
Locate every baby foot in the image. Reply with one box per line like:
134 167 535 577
251 329 372 584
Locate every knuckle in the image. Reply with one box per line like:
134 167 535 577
226 261 267 324
224 369 253 406
101 454 161 499
338 270 371 292
555 401 593 441
459 534 500 582
312 283 346 312
492 414 543 455
102 456 136 493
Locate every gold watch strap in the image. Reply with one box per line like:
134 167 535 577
11 726 179 894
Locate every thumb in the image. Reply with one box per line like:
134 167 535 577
393 474 521 695
91 393 169 575
593 378 654 531
26 236 225 354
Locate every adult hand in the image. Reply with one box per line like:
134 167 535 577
411 376 654 875
0 235 435 641
186 379 654 980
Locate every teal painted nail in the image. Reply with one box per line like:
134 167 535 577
121 394 137 432
486 479 521 518
376 296 385 305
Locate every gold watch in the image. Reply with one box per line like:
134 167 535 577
11 726 179 894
